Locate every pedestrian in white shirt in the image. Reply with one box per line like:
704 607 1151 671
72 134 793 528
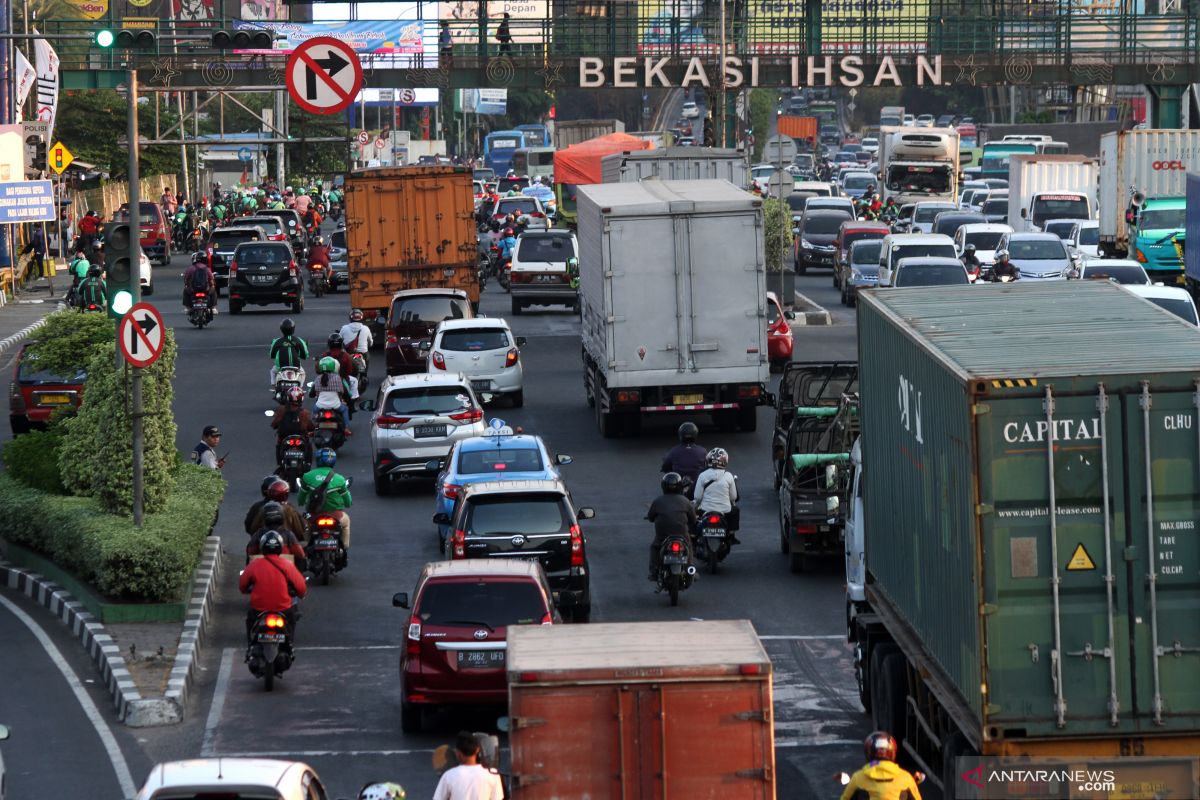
432 731 504 800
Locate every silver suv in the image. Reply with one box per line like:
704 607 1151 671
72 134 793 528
370 373 488 495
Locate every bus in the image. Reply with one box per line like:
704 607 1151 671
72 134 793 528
1035 141 1069 155
511 147 556 180
484 129 525 174
515 124 551 147
980 142 1036 180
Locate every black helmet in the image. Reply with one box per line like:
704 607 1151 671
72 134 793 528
259 530 284 556
280 318 295 336
661 472 686 494
678 421 698 443
864 731 898 762
260 475 280 497
328 332 344 350
87 265 102 278
261 501 285 527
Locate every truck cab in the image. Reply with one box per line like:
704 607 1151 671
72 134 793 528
880 129 958 206
1020 192 1091 232
1127 196 1185 282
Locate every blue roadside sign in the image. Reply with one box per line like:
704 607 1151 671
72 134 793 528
0 180 55 223
238 147 253 162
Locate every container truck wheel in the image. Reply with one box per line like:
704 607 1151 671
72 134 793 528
878 653 908 746
853 640 872 713
941 731 973 800
596 404 614 439
868 644 901 731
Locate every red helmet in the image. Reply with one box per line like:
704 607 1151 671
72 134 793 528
864 731 897 763
266 479 290 502
504 227 514 236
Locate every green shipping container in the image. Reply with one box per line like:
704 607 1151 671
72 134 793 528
858 281 1200 752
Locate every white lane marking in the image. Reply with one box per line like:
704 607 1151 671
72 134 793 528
758 635 844 640
0 594 138 799
200 647 235 757
212 748 437 757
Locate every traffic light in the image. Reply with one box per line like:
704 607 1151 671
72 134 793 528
211 29 275 49
31 138 45 173
94 28 156 49
703 117 715 147
104 221 137 319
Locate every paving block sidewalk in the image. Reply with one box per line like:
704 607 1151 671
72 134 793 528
0 260 68 355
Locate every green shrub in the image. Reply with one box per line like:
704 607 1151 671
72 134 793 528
2 429 66 494
22 310 115 375
764 198 793 274
0 464 225 602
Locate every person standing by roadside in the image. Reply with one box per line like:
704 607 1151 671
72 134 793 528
22 226 52 295
191 425 226 470
432 731 504 800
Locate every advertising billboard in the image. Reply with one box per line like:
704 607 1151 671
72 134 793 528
745 0 929 55
438 0 549 44
233 20 424 54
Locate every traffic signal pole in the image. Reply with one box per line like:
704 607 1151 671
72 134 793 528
127 68 145 527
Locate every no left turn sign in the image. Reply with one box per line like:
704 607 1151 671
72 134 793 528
286 36 362 116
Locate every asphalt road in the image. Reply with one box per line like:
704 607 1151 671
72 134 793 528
5 242 868 798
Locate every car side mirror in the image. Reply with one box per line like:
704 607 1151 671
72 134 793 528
515 336 527 347
826 495 841 521
784 309 796 320
824 463 840 489
432 512 451 525
392 592 409 609
555 454 573 465
576 507 596 520
425 459 443 472
1020 208 1028 219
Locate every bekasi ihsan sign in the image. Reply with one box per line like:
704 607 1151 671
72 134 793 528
579 54 945 88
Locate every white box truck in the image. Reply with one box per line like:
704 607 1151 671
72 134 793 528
1006 154 1097 231
1098 129 1200 256
600 147 750 186
877 126 960 207
577 180 770 437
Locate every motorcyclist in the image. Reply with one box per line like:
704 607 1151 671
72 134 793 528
247 481 308 544
301 205 322 236
646 472 698 581
660 421 707 499
306 235 331 290
990 249 1019 282
297 448 353 563
245 476 290 535
839 731 923 800
77 210 101 251
960 243 982 280
238 530 307 640
497 227 517 263
310 355 352 432
271 386 315 465
77 265 107 311
182 251 217 312
693 447 741 544
245 501 308 570
339 309 374 359
320 333 355 383
67 248 90 304
269 318 309 388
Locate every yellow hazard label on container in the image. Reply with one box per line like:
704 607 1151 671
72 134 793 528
1066 543 1096 571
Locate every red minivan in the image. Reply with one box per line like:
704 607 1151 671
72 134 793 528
391 559 559 733
8 342 86 435
114 201 171 266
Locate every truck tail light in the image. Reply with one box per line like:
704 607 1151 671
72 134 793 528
614 389 640 404
376 415 410 428
737 385 762 398
449 408 483 422
443 482 461 499
431 351 446 370
451 529 466 559
504 348 519 368
569 524 585 566
795 524 817 535
407 615 421 656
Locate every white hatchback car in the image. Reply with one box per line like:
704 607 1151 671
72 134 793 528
681 100 700 119
1124 284 1200 325
137 758 328 800
428 318 526 407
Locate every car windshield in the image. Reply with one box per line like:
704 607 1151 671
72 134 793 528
843 175 875 191
439 327 511 352
459 447 544 474
391 297 467 327
17 355 85 384
497 198 539 215
113 202 159 225
331 230 346 248
1083 265 1149 285
467 495 567 535
211 231 258 247
1140 208 1186 231
803 215 845 235
1077 226 1099 246
518 236 574 262
417 580 547 627
851 241 883 265
895 264 968 286
385 386 473 415
498 178 528 193
236 245 289 264
1146 297 1198 324
1044 221 1077 240
914 205 956 223
983 200 1008 215
751 166 775 179
892 243 956 263
965 231 1005 250
786 194 815 211
1031 198 1089 225
242 219 282 235
887 165 952 195
1009 239 1065 260
842 230 885 250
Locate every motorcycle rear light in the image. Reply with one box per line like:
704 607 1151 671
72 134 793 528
707 515 722 524
449 408 483 422
451 529 466 559
504 348 519 368
376 414 411 428
795 524 818 535
315 516 337 528
285 436 303 446
432 351 446 370
541 613 553 625
321 410 334 419
265 613 286 629
443 482 461 499
615 389 640 404
569 524 585 567
737 385 762 398
407 615 421 656
670 541 682 553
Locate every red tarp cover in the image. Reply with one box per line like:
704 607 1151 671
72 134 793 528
553 133 654 185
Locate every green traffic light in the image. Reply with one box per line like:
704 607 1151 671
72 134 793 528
95 29 115 48
110 290 134 316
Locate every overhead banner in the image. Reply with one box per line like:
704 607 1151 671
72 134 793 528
233 20 423 54
745 0 929 54
67 0 108 20
33 31 59 146
438 0 549 44
638 0 712 55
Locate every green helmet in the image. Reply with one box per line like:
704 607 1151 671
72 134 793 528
318 356 338 373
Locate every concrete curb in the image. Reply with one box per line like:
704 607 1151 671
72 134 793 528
791 291 833 326
0 535 224 727
0 301 63 357
0 561 142 721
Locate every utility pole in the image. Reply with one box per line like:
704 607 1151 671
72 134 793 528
128 69 145 527
275 89 285 187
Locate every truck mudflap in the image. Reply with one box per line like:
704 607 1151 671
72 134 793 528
980 381 1200 739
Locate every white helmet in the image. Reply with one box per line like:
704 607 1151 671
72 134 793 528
358 783 406 800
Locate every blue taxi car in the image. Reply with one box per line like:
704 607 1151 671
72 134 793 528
430 419 573 548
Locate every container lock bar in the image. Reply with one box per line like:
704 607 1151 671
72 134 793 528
1066 642 1111 662
1096 384 1120 726
1140 381 1164 726
1043 385 1068 728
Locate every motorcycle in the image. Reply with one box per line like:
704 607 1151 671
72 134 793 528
350 351 369 393
312 405 346 450
497 255 513 292
272 366 306 405
276 433 311 489
246 609 295 691
656 532 697 606
305 512 346 585
307 262 329 297
694 510 734 574
188 291 213 328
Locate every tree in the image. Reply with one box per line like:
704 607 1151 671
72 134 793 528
763 198 792 275
57 90 183 179
749 89 774 163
